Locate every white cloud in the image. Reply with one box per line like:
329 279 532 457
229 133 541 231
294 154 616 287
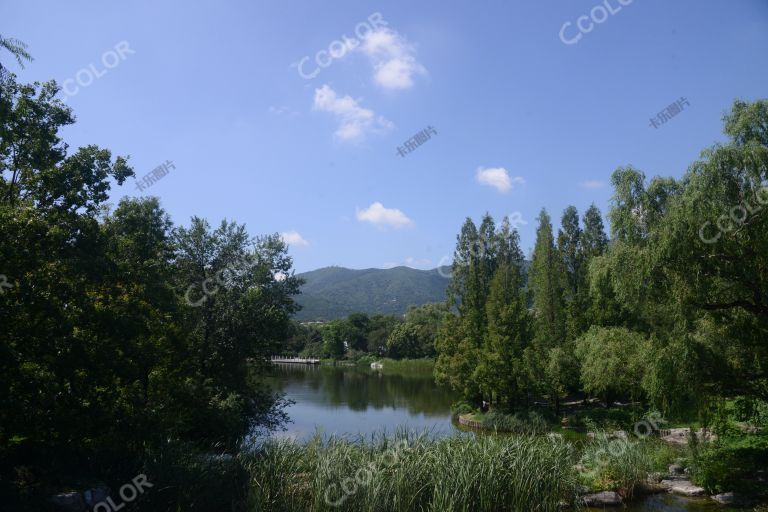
356 202 413 228
405 256 432 268
358 28 426 90
476 167 525 193
280 230 309 247
313 85 392 141
580 180 606 189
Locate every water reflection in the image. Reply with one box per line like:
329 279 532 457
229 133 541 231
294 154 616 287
266 363 458 440
618 494 751 512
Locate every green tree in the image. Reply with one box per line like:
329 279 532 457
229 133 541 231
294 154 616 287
558 206 586 340
0 35 32 78
322 320 348 358
575 326 649 405
475 219 530 408
530 209 567 349
528 209 569 413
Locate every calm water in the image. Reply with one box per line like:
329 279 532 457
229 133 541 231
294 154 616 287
267 363 459 440
268 363 755 511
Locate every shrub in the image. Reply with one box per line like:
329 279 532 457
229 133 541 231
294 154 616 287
689 433 768 494
579 430 655 497
450 401 475 418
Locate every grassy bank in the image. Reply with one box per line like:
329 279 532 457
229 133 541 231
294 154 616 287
321 356 436 374
22 427 768 511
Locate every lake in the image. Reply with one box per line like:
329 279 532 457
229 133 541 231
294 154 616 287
268 363 754 511
267 362 459 440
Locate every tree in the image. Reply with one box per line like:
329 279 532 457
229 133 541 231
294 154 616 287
597 100 768 413
0 35 32 79
530 209 567 349
322 320 348 358
575 326 648 405
367 314 402 355
475 220 531 408
438 215 497 403
558 206 586 340
527 209 569 413
581 204 608 260
387 303 447 359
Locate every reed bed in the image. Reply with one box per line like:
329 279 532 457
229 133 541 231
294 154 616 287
242 430 580 512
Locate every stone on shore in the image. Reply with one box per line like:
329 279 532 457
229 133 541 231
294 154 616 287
581 491 623 506
659 478 706 496
49 492 85 512
659 428 717 446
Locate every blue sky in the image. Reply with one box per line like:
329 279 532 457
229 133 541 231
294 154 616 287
3 0 767 272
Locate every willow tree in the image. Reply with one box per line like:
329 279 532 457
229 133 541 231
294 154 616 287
597 99 768 415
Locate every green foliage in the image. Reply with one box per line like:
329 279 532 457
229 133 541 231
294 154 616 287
733 397 768 427
530 209 567 350
481 410 549 434
450 401 475 418
596 100 768 412
579 431 656 497
689 433 768 494
575 326 648 404
0 75 301 504
0 35 33 76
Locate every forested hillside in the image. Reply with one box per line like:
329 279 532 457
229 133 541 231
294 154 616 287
294 266 451 320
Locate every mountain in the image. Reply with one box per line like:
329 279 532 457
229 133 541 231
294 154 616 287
293 266 451 321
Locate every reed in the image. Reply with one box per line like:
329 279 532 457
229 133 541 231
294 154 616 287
242 430 580 511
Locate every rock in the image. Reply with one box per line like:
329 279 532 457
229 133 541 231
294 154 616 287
49 492 85 512
659 479 706 496
581 491 622 506
668 463 684 475
711 492 754 506
659 428 718 446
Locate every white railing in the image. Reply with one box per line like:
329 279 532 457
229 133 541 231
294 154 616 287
270 356 321 364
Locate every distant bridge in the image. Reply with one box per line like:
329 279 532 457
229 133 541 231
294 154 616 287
270 356 321 365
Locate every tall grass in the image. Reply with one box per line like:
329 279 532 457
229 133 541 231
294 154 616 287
243 431 579 511
579 430 656 497
481 410 550 434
